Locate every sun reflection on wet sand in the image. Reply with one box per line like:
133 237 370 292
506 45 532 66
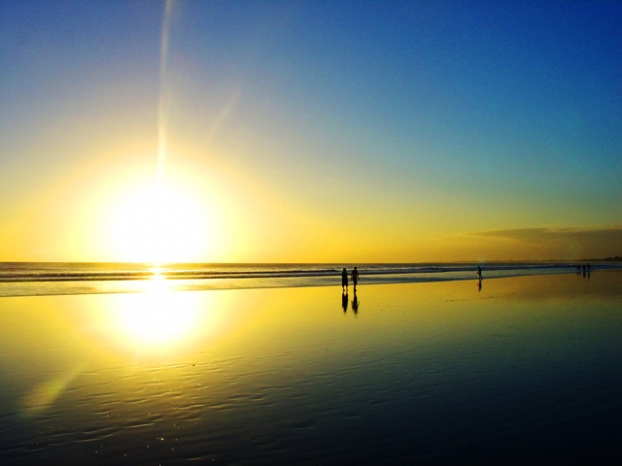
100 268 226 356
115 268 197 344
14 269 225 418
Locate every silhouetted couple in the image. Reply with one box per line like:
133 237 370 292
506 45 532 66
342 267 360 315
341 267 360 292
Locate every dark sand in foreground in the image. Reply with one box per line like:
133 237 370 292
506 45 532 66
1 272 621 465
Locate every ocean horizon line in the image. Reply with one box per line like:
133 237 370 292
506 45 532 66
1 258 621 265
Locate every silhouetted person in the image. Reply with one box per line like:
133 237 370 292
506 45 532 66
341 268 348 292
351 266 359 291
342 291 349 313
477 266 482 280
351 290 359 315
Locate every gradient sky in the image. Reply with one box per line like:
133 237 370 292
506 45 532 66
1 0 621 263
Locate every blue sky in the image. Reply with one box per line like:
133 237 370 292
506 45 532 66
1 1 620 262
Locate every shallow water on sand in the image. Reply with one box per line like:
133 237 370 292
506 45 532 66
1 272 621 465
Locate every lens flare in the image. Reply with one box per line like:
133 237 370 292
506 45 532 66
157 0 175 186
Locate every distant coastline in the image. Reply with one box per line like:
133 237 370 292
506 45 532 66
582 256 622 262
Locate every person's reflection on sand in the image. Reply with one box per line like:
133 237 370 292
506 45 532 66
342 291 349 314
351 291 360 315
478 279 482 292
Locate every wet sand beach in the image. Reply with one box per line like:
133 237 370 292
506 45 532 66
1 272 621 465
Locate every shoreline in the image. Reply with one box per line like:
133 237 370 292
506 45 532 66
0 267 618 299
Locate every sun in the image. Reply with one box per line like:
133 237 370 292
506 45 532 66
109 183 207 263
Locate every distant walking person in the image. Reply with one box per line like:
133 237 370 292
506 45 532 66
341 268 349 291
351 266 359 290
477 266 482 280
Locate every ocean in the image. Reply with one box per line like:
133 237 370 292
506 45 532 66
0 261 617 297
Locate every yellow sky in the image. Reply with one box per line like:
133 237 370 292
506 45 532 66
1 2 620 263
0 130 618 262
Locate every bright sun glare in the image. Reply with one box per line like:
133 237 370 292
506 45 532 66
110 184 206 263
117 272 200 345
100 270 226 354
